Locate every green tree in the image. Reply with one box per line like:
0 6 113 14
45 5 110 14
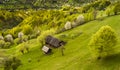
4 57 21 70
105 5 113 16
99 0 111 10
89 25 117 59
113 2 120 15
22 25 33 35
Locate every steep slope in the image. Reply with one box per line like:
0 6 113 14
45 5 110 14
13 15 120 70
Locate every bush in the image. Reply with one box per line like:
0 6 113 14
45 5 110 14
14 38 20 44
24 43 29 52
96 11 106 20
37 28 56 44
29 30 40 39
22 25 33 35
22 35 28 42
19 47 25 54
14 38 21 44
64 21 72 30
4 57 12 70
4 57 21 70
14 35 28 45
19 42 30 54
4 42 11 48
89 25 117 59
8 27 22 38
0 40 11 49
0 40 5 48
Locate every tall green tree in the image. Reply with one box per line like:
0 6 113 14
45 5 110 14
113 2 120 15
89 25 117 59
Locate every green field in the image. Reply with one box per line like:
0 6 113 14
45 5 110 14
4 15 119 70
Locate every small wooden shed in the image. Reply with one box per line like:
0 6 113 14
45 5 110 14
42 45 51 54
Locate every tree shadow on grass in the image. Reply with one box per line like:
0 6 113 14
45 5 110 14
99 53 120 68
102 53 120 62
80 53 120 70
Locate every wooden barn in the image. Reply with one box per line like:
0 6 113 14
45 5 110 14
45 35 66 48
42 35 66 54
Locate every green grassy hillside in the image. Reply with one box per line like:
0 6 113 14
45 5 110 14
4 15 120 70
0 0 120 70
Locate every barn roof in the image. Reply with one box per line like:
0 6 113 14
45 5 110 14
45 35 66 48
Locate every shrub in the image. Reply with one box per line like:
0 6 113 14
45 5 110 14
29 30 40 39
96 11 106 20
4 42 11 48
37 28 56 44
22 25 33 35
89 25 117 59
4 57 21 70
20 48 24 54
19 42 29 54
14 38 21 44
22 35 28 42
64 21 72 30
29 34 36 39
24 43 29 52
14 35 28 45
0 40 5 48
14 38 23 44
8 27 22 38
4 57 12 70
0 40 11 49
